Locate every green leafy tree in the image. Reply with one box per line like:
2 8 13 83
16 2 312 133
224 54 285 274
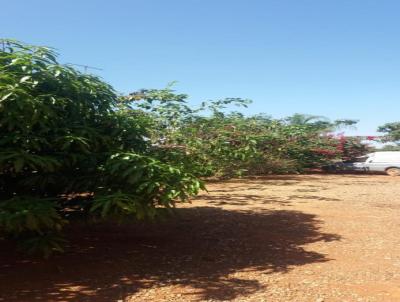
0 40 202 256
378 122 400 144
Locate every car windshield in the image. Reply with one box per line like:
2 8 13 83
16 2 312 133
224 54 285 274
344 156 368 163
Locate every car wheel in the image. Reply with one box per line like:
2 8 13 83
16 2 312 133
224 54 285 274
386 167 400 176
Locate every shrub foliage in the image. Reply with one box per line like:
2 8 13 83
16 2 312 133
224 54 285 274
0 40 202 256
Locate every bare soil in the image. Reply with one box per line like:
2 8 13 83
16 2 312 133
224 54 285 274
1 174 400 302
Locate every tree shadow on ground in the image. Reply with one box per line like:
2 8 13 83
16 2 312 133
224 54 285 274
204 175 335 192
0 206 340 302
194 194 292 206
287 195 341 202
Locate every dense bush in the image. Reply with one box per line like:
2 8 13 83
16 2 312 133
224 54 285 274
0 40 202 256
126 88 367 177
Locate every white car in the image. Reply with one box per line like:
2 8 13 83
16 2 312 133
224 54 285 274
324 151 400 176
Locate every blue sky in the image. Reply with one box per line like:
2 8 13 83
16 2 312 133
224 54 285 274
1 0 399 135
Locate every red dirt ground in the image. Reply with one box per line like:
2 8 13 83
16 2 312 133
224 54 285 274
1 174 400 302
